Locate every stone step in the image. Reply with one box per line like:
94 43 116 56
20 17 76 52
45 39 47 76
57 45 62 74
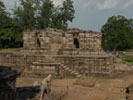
68 69 73 72
61 65 83 78
71 71 76 74
64 67 70 70
74 72 79 75
76 75 82 78
62 66 67 69
32 62 60 66
37 60 55 63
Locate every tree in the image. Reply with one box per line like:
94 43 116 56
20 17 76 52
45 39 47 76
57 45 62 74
14 0 36 30
13 0 75 30
37 0 54 29
60 0 75 30
101 15 133 51
0 1 5 14
0 1 23 48
51 6 65 30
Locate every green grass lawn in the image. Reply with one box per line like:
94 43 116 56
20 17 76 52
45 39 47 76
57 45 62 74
122 56 133 64
0 48 20 55
126 49 133 52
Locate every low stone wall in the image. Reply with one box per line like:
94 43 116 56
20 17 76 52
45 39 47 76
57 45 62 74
24 62 60 77
0 53 36 71
0 53 59 77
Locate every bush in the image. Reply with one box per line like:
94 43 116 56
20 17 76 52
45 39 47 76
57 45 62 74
122 56 133 64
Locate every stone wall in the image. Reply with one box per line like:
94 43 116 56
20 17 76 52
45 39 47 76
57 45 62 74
23 28 101 52
0 53 60 77
0 53 36 71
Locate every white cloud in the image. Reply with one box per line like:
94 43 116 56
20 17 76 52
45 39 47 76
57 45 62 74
1 0 132 11
52 0 64 6
1 0 64 9
1 0 18 9
82 0 97 8
125 0 133 8
75 0 121 10
97 0 119 10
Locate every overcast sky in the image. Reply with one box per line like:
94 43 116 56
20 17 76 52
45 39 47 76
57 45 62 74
1 0 133 31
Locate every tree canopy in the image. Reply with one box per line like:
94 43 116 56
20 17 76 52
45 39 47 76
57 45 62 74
101 15 133 51
0 1 23 48
13 0 75 30
13 0 36 30
37 0 54 29
60 0 75 29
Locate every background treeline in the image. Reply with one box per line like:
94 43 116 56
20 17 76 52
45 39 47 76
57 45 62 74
0 0 75 48
101 15 133 51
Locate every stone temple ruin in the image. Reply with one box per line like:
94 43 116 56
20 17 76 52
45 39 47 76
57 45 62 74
0 28 115 78
23 28 101 51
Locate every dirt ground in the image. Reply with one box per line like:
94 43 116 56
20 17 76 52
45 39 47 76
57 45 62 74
16 73 133 100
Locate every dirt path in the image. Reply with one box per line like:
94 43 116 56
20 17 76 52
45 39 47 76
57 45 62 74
17 74 133 100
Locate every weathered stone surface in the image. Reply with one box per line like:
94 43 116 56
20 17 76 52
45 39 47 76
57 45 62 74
23 28 101 51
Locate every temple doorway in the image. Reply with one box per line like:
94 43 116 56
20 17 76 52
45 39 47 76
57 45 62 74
35 32 41 48
74 38 80 48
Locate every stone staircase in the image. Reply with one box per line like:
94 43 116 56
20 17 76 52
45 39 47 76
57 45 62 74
31 54 83 78
61 65 82 78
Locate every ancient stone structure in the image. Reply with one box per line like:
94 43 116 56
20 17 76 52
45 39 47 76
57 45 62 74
23 28 101 52
0 66 20 100
0 28 115 78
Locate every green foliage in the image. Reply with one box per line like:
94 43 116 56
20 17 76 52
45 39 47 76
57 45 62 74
0 48 20 55
126 49 133 52
51 6 66 30
0 1 23 49
101 15 133 51
51 0 75 30
0 1 5 14
14 0 75 30
0 17 23 48
37 0 54 29
60 0 75 29
122 56 133 64
13 0 36 30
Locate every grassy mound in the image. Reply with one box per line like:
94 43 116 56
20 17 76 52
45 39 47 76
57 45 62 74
122 56 133 64
0 48 20 55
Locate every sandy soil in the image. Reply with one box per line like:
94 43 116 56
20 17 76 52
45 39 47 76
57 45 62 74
16 73 133 100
